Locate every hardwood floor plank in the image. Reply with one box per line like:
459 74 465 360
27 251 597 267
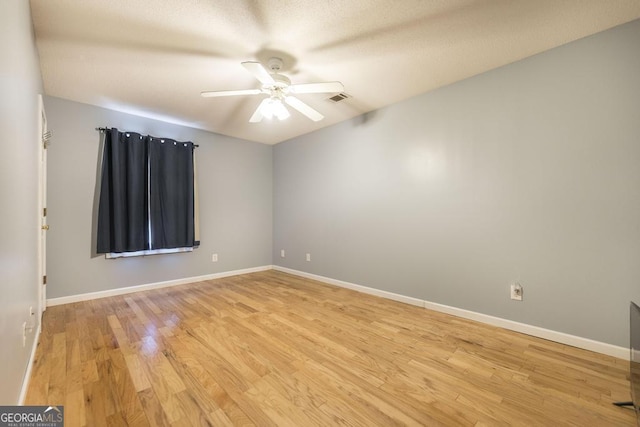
163 344 232 411
27 271 635 426
83 378 109 427
25 338 51 405
125 354 152 392
108 348 151 427
207 408 235 427
137 388 172 427
64 388 85 427
139 350 186 422
47 332 67 405
220 316 305 375
172 389 220 427
244 378 320 427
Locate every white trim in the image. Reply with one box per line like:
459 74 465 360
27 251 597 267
273 265 629 360
273 265 424 307
44 264 629 360
46 265 272 306
18 321 42 405
105 247 193 259
37 94 47 315
421 300 628 360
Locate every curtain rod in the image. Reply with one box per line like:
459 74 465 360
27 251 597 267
95 127 199 147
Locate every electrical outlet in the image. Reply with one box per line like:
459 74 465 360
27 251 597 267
510 283 523 301
280 249 285 258
306 253 311 262
26 306 35 333
212 253 218 262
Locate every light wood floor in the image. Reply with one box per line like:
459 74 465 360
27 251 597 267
26 270 635 426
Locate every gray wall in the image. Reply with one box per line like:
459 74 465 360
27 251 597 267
0 1 44 404
45 96 272 298
274 19 640 347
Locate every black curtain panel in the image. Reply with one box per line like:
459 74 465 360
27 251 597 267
96 128 196 254
148 137 195 249
97 129 149 253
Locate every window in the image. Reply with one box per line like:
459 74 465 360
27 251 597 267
96 128 199 257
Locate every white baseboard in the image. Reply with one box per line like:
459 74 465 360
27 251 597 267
19 321 41 405
273 265 629 360
44 264 628 360
273 265 425 307
46 265 272 306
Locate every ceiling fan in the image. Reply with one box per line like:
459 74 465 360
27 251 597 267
201 57 344 123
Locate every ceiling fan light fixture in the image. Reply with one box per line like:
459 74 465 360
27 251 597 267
262 98 290 121
203 58 339 123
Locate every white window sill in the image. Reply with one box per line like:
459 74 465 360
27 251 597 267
105 247 193 259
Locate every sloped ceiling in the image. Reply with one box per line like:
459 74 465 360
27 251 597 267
30 0 640 144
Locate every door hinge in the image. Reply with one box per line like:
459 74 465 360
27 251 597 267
43 275 47 285
43 130 52 149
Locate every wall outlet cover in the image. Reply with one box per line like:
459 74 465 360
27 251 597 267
510 283 523 301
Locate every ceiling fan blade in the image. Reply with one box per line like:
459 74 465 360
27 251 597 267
289 81 344 94
200 89 262 98
249 98 271 123
242 61 275 85
285 96 324 121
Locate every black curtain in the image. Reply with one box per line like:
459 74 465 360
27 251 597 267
97 129 148 253
97 128 196 254
148 137 195 249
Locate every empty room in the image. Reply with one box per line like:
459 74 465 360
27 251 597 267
2 0 640 425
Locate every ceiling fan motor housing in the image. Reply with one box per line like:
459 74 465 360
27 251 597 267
268 73 291 88
267 57 284 72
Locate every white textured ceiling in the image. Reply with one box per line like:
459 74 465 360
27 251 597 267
30 0 640 144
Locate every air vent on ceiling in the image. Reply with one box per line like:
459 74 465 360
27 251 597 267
327 93 351 103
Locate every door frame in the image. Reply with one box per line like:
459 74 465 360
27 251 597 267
37 94 47 317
